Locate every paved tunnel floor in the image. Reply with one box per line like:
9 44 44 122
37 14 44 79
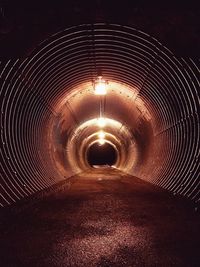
0 168 199 267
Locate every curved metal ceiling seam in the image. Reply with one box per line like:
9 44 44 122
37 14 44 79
0 181 15 206
27 103 63 184
25 51 147 101
14 89 48 189
154 131 176 186
12 93 53 192
0 67 38 197
31 52 147 100
20 27 159 92
12 94 46 191
26 40 188 131
6 70 38 195
0 155 23 200
0 184 11 206
0 63 43 201
165 122 198 199
0 63 36 198
160 123 192 191
145 60 188 121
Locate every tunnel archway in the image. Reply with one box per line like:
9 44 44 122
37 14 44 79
87 142 117 166
0 23 199 207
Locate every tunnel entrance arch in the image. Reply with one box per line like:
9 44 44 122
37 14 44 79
87 142 117 167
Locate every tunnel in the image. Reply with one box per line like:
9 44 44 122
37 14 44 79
0 23 199 207
87 142 117 166
0 2 200 266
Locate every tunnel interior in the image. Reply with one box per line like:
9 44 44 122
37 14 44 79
87 142 117 166
0 23 199 208
0 4 200 267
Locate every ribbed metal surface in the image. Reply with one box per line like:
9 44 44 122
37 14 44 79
0 23 199 207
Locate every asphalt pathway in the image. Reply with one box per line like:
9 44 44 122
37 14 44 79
0 168 199 267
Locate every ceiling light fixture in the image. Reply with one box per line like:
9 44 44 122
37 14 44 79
94 76 107 95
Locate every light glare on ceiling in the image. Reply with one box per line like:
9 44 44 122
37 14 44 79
97 117 106 127
98 139 106 145
98 131 105 139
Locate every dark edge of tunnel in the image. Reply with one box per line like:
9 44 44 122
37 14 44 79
0 172 83 221
0 1 200 59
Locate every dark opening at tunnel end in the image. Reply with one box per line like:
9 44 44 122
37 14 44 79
87 142 117 167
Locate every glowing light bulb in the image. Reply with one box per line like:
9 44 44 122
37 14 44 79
97 117 106 128
94 76 107 95
98 131 105 139
98 139 105 145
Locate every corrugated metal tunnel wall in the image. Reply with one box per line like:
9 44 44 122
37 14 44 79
0 24 199 207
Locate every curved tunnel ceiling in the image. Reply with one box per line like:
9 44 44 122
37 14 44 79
0 23 199 207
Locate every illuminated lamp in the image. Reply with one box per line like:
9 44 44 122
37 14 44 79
94 76 107 95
